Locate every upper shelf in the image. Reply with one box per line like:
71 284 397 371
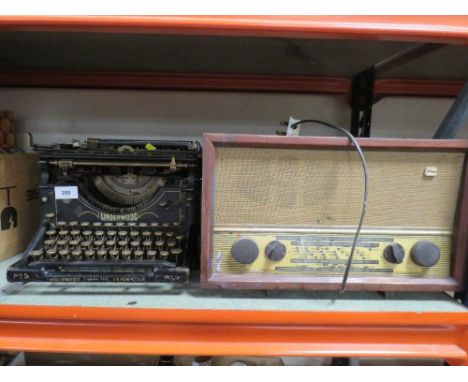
1 16 468 43
0 16 467 96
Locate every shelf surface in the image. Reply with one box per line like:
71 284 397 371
0 255 465 312
1 255 468 363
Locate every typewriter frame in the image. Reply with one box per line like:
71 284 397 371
201 133 468 291
8 139 201 284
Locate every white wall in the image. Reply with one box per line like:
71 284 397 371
1 88 467 147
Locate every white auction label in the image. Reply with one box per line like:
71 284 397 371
54 186 79 200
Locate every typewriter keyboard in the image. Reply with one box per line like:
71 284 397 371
31 221 186 263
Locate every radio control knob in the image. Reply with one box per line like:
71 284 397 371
410 241 440 267
383 243 405 264
231 238 259 264
265 240 287 261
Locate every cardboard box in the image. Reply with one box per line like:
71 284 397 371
0 151 40 261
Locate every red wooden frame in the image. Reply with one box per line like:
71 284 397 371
201 134 468 291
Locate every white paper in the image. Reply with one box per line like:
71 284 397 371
54 186 79 200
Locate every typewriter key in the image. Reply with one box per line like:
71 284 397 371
116 222 125 227
150 222 159 227
45 212 55 219
72 249 82 259
85 250 95 259
134 250 144 260
128 222 137 227
107 230 117 237
147 250 157 259
69 221 78 228
92 222 103 227
166 232 174 237
155 240 164 248
171 248 183 256
57 221 67 227
142 230 151 238
46 229 57 237
106 240 116 247
57 239 67 247
138 222 148 228
118 240 128 247
59 249 71 260
130 240 140 248
162 223 170 227
46 249 58 259
172 222 180 227
118 230 128 238
70 229 81 238
83 230 93 239
31 250 43 258
81 240 92 249
121 249 132 259
80 221 90 227
44 239 55 248
109 249 119 259
160 250 169 260
143 240 152 248
130 231 140 238
154 231 163 237
69 239 80 247
58 229 69 237
104 222 114 228
94 240 104 247
97 249 107 259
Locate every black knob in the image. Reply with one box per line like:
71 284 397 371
231 238 259 264
410 241 440 267
383 243 405 264
265 240 287 261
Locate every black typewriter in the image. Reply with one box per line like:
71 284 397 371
7 138 201 283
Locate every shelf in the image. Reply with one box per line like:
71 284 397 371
1 16 468 362
1 16 468 43
0 16 467 97
1 256 468 363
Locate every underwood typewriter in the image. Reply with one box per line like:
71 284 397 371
7 138 201 283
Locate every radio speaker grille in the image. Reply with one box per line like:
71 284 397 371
214 148 464 229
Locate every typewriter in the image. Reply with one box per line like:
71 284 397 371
7 137 201 283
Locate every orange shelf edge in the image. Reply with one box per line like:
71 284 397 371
1 305 468 363
0 16 468 44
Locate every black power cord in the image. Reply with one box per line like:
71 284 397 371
289 119 369 292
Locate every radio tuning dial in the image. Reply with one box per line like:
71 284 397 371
411 241 440 267
265 240 287 261
383 243 405 264
231 238 259 264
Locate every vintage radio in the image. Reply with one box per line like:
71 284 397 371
8 138 201 283
201 133 468 291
